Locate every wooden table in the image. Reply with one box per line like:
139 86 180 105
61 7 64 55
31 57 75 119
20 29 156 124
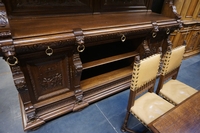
148 91 200 133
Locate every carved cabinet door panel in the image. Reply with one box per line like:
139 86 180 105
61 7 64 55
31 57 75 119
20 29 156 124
2 0 93 16
187 28 200 51
93 0 152 13
19 49 72 104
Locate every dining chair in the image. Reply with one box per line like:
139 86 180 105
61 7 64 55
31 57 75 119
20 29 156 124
156 45 197 105
121 54 174 133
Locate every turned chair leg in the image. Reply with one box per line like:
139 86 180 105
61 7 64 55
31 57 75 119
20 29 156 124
121 111 136 133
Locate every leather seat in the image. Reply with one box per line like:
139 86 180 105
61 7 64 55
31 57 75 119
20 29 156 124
122 53 174 133
156 45 197 105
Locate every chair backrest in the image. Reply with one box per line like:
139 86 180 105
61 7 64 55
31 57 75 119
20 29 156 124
161 45 186 76
127 53 161 110
156 45 186 94
131 54 161 93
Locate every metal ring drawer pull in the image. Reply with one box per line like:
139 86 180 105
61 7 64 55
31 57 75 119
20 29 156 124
77 44 85 52
6 56 18 66
166 28 170 35
45 46 53 56
152 32 157 38
121 34 126 42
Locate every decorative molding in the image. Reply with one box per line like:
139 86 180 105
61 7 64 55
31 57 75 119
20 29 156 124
84 76 131 98
15 39 74 53
14 25 179 54
36 96 74 115
85 28 153 43
0 31 11 38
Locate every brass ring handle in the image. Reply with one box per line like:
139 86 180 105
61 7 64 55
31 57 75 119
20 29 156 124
45 46 53 56
6 56 18 66
121 34 126 42
152 32 157 38
77 44 85 52
166 28 170 35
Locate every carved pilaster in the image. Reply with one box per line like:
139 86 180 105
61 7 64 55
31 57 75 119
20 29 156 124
11 65 37 122
151 21 159 37
72 28 88 111
72 52 88 111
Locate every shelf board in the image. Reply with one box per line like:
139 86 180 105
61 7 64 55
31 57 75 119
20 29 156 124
82 51 138 70
81 66 133 91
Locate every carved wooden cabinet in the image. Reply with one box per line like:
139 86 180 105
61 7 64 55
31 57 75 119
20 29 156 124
0 0 181 131
162 0 200 57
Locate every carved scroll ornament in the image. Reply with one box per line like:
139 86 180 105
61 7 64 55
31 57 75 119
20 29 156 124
0 10 8 27
165 0 181 19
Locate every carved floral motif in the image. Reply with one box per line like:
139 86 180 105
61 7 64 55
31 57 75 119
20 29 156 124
38 64 63 91
40 73 62 90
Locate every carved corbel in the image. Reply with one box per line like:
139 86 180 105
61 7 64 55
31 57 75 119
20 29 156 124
151 21 159 38
72 28 88 111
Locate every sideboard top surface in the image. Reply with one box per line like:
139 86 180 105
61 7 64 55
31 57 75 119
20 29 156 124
9 12 176 40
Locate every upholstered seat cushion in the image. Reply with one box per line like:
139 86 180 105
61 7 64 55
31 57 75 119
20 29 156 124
131 92 174 125
160 79 198 105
